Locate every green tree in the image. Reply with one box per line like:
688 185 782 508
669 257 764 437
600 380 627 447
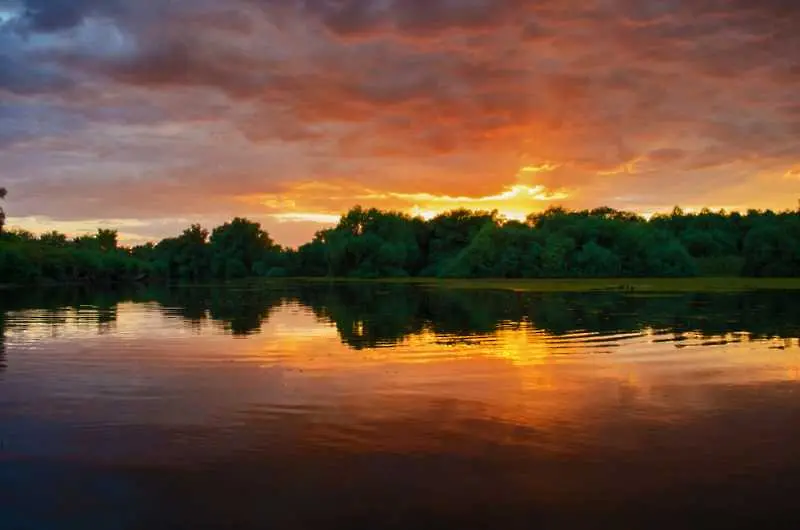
574 241 621 276
96 229 119 252
0 187 6 236
322 207 424 278
1 205 798 283
39 231 69 247
541 233 577 276
74 234 100 250
743 225 799 276
154 224 212 281
209 218 279 279
424 209 497 276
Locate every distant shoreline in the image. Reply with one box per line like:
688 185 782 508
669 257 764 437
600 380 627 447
281 276 800 293
4 277 800 293
3 207 799 284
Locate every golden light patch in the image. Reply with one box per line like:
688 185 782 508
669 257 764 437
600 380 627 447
597 158 643 176
270 213 341 224
241 170 569 228
237 195 298 209
398 184 568 221
519 163 561 174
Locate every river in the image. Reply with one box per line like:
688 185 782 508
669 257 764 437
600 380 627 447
1 282 799 529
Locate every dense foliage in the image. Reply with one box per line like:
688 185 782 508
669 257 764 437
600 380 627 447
1 205 799 284
0 187 6 235
0 228 151 285
139 219 288 282
292 206 799 279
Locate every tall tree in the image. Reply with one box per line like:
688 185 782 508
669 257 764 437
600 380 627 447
209 218 280 279
96 229 119 252
0 187 7 235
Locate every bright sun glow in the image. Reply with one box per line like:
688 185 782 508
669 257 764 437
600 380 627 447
270 213 342 224
399 184 568 221
241 164 569 232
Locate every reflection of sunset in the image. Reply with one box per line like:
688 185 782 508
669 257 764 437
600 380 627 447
4 288 800 530
10 299 798 443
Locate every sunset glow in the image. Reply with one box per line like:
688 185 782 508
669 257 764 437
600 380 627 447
1 0 798 246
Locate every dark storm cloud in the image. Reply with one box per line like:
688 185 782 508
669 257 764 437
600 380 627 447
296 0 537 37
0 52 73 93
1 0 798 240
14 0 125 32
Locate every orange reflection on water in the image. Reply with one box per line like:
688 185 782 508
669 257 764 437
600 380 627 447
3 293 800 528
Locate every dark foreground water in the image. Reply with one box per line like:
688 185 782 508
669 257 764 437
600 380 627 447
1 282 799 529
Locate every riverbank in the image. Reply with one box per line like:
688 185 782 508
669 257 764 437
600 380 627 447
284 276 800 293
4 276 800 294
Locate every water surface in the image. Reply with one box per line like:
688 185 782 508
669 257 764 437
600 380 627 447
1 283 799 529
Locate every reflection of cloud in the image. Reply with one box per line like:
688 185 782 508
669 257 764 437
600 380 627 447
0 0 797 244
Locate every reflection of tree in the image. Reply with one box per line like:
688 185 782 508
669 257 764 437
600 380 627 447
281 283 800 349
292 284 427 349
0 286 140 372
151 285 285 336
0 283 797 363
290 284 800 348
0 311 6 373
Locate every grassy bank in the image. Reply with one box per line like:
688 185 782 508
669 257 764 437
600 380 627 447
5 276 800 294
285 276 800 293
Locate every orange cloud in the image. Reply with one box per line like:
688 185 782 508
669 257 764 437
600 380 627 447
1 0 797 245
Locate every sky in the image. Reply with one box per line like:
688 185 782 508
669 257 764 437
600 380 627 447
0 0 798 246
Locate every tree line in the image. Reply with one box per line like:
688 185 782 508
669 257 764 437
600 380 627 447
1 200 799 284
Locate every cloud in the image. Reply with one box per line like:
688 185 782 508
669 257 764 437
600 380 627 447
296 0 537 38
16 0 124 32
0 0 797 244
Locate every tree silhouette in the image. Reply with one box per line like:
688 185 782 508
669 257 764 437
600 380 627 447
209 218 281 279
0 187 7 235
96 229 119 252
0 206 798 284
